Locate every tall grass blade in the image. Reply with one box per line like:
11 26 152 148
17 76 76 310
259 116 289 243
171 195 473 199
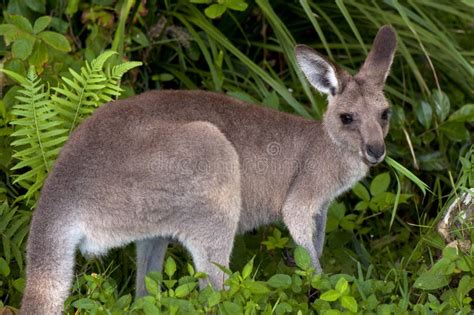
112 0 134 58
335 0 367 54
386 156 430 195
175 5 311 118
256 0 320 116
299 0 333 60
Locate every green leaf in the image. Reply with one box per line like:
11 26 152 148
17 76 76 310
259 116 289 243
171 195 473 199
72 298 99 310
433 89 450 121
294 246 311 270
335 277 348 294
28 42 49 67
354 200 369 211
66 0 80 16
366 294 379 311
143 301 160 315
267 274 292 289
186 263 195 276
439 122 469 142
370 172 390 196
377 304 392 315
114 294 132 310
369 192 392 212
329 202 346 220
33 16 51 34
415 101 432 129
145 276 159 295
204 4 227 18
26 0 46 13
2 237 11 263
456 275 474 297
352 183 370 201
414 272 450 290
175 282 196 297
0 69 29 86
131 27 150 47
325 216 339 232
12 38 35 60
340 215 356 231
207 291 221 307
0 24 19 42
275 303 292 314
47 18 66 35
448 104 474 122
222 301 242 314
190 0 210 3
225 0 249 11
0 24 12 35
457 258 470 272
248 281 270 294
8 15 33 33
341 295 358 312
38 31 71 52
242 256 254 279
442 246 458 260
163 279 177 289
320 289 340 301
0 258 10 277
13 278 25 293
165 256 177 278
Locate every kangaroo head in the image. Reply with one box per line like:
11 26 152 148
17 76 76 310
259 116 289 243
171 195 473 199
295 25 397 166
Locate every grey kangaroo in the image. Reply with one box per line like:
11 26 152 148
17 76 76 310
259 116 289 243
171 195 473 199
21 26 396 314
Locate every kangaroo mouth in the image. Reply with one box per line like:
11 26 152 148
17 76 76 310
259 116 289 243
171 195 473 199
363 154 385 167
363 158 378 167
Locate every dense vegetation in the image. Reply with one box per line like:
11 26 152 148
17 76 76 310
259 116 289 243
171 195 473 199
0 0 473 313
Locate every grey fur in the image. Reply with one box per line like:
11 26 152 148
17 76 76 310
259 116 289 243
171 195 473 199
21 25 396 314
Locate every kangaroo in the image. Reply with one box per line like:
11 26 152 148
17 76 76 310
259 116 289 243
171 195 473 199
21 26 396 314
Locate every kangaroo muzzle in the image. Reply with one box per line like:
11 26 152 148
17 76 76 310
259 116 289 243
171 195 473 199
365 143 385 164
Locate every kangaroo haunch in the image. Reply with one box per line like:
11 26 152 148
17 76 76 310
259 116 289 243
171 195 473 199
21 25 397 314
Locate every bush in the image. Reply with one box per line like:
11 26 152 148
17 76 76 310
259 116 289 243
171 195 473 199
0 0 472 313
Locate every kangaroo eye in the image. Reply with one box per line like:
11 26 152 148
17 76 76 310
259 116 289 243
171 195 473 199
381 109 391 120
340 113 353 125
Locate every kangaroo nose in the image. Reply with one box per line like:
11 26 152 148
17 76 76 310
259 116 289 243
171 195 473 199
366 144 385 160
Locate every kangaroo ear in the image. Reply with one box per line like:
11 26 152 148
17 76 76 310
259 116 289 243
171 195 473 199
295 45 340 97
356 25 397 87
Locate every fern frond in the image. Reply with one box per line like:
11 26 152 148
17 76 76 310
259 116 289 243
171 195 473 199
92 50 118 70
3 52 141 203
52 51 117 133
8 67 68 199
113 61 143 78
100 61 142 102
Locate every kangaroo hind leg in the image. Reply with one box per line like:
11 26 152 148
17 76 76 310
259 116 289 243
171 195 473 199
184 220 237 290
135 237 169 297
163 121 241 290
